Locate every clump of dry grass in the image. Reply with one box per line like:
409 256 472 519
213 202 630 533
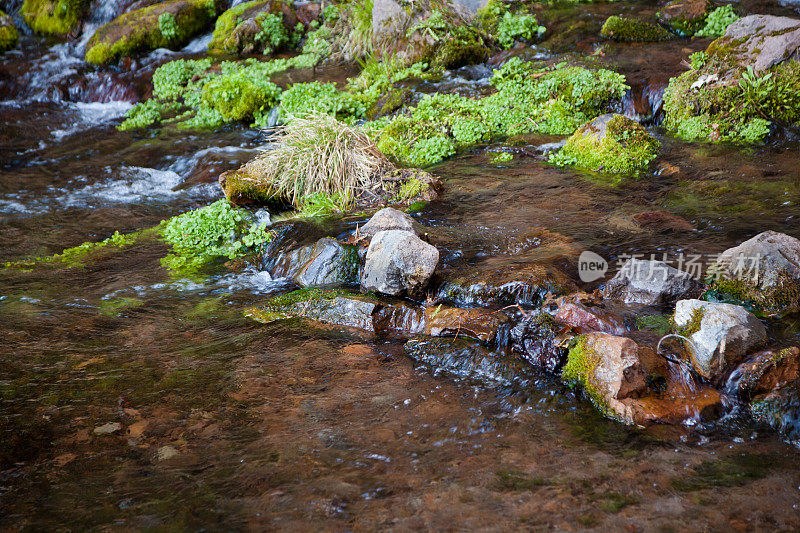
240 112 393 210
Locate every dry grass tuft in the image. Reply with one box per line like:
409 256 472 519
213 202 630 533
241 112 393 210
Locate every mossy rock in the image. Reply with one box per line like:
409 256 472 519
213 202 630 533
751 382 800 442
21 0 87 35
600 16 672 42
208 0 304 56
85 0 222 65
549 114 659 179
430 25 490 70
0 10 19 51
655 0 712 37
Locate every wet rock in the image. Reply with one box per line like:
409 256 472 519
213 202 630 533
673 299 767 381
356 207 419 241
506 313 567 373
276 238 360 288
404 336 531 384
656 0 711 36
85 0 222 65
548 114 660 179
751 382 800 442
624 385 724 426
93 422 122 435
603 258 702 307
156 445 179 461
0 10 19 52
553 293 628 336
720 15 800 73
562 332 647 424
600 16 672 42
710 230 800 316
361 230 439 297
424 305 507 343
21 0 87 35
726 347 800 400
631 210 696 233
209 0 306 56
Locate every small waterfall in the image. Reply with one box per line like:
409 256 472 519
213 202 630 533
622 83 667 125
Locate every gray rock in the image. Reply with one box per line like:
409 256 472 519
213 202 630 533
751 382 800 442
603 258 702 306
357 207 418 240
361 230 439 296
293 238 359 288
673 299 767 381
723 15 800 73
93 422 122 435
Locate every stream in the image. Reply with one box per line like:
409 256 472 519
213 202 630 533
3 0 800 530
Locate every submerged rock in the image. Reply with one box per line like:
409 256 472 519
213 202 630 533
673 299 767 381
709 230 800 316
751 382 800 442
600 16 672 42
0 10 19 52
603 258 702 307
727 347 800 400
85 0 221 65
506 313 566 373
548 114 660 179
356 207 419 241
424 305 507 343
561 332 647 424
274 237 360 288
554 299 628 336
361 230 439 297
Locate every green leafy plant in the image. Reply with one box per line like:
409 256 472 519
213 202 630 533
158 12 179 41
497 11 544 49
695 5 738 38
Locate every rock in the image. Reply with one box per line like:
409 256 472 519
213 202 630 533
21 0 87 35
549 114 660 179
600 16 672 42
424 305 507 343
656 0 711 36
285 238 360 288
673 299 767 381
361 230 439 296
0 10 19 52
720 15 800 73
85 0 221 65
156 445 180 461
356 207 419 241
554 300 628 336
631 210 696 233
710 230 800 316
603 258 702 307
751 382 800 442
624 385 724 426
506 313 567 373
93 422 122 435
726 347 800 400
405 336 531 384
209 0 305 56
561 332 647 423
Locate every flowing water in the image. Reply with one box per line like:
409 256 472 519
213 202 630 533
4 0 800 530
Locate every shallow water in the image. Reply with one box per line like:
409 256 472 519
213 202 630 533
4 0 800 530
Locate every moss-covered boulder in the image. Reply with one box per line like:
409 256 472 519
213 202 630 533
549 114 659 179
85 0 221 65
21 0 87 35
208 0 307 56
751 382 800 442
655 0 711 37
561 332 647 424
0 10 19 52
600 16 672 42
708 231 800 316
663 15 800 143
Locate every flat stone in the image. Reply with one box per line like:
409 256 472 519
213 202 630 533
93 422 122 435
603 258 702 307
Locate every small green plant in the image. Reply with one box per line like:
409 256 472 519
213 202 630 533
497 11 545 49
694 5 738 38
689 51 708 70
254 13 287 53
158 12 179 41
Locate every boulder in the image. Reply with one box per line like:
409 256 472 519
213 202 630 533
710 230 800 316
0 10 19 52
600 16 672 42
21 0 86 35
208 0 305 56
656 0 711 36
603 258 702 307
673 299 767 381
423 305 507 343
751 382 800 442
85 0 222 65
356 207 418 241
361 230 439 296
726 347 800 400
507 312 567 373
561 332 647 423
720 15 800 73
291 238 360 288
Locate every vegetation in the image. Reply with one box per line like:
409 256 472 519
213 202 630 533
21 0 87 35
478 0 545 49
561 336 618 420
600 16 671 42
0 11 19 52
209 1 295 55
549 114 660 179
694 5 738 38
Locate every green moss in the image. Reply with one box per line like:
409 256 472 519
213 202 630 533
0 12 19 52
600 16 671 42
561 336 614 418
21 0 87 35
490 151 513 163
431 25 490 69
674 306 705 336
709 272 800 317
201 68 281 123
549 114 660 179
635 313 671 335
670 453 776 491
393 177 429 202
494 469 549 491
99 297 144 317
85 0 218 65
246 287 347 323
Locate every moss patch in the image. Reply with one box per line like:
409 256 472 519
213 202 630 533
561 335 612 418
549 114 659 179
708 271 800 317
0 11 19 52
600 16 671 42
21 0 87 35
